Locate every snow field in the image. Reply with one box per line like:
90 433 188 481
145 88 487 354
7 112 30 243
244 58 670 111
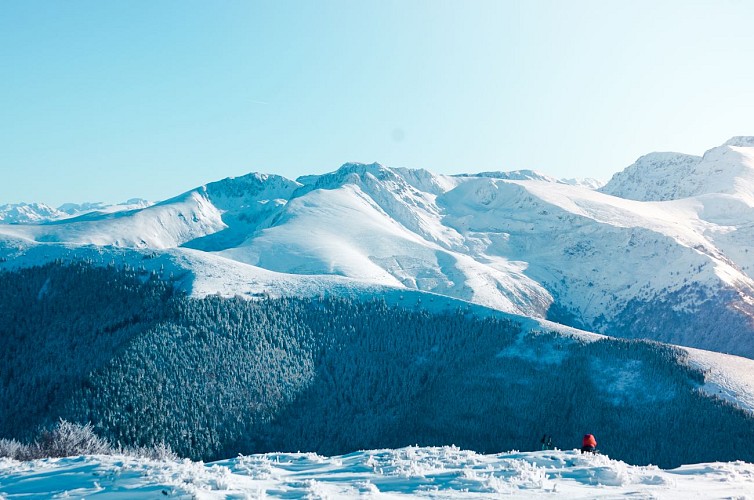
3 447 754 499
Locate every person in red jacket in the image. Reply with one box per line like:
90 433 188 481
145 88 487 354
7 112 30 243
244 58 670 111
581 434 597 453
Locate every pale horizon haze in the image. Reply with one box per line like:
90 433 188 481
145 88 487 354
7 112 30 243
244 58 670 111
1 0 753 206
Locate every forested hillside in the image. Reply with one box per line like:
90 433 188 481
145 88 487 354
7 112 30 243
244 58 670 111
1 263 753 468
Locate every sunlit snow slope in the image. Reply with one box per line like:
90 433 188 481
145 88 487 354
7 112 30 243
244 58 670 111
3 138 754 356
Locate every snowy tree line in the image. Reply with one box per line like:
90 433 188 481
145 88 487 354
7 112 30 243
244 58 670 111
1 262 753 467
0 419 176 460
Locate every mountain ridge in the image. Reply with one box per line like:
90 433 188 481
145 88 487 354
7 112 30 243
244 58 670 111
601 136 754 202
3 137 754 357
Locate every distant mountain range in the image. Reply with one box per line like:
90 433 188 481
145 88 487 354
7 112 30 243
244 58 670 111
0 199 152 224
2 137 754 358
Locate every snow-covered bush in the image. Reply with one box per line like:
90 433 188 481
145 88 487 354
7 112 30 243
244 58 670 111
0 438 32 460
34 420 111 458
118 441 178 461
0 421 109 459
0 421 180 460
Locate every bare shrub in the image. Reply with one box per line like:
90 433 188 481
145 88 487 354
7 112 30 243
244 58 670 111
33 420 111 458
119 441 179 461
0 438 32 460
1 421 182 461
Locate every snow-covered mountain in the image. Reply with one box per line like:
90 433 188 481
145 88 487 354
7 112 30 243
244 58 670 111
559 177 604 189
0 199 153 224
3 137 754 357
0 202 63 224
57 198 152 216
600 136 754 202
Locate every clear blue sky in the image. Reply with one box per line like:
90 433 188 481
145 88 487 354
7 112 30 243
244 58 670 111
1 0 753 206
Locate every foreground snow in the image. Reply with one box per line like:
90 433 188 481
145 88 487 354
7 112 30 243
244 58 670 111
2 447 754 499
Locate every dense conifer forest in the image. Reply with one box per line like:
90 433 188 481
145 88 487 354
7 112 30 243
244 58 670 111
1 262 753 468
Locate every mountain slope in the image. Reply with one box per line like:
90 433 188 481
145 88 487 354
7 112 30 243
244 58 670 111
440 175 754 353
220 170 552 316
2 262 754 468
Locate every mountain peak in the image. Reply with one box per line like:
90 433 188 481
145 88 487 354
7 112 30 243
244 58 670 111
601 137 754 202
295 162 399 193
334 162 392 179
203 172 300 202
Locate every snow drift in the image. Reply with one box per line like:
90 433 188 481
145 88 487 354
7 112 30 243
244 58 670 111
3 447 754 499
